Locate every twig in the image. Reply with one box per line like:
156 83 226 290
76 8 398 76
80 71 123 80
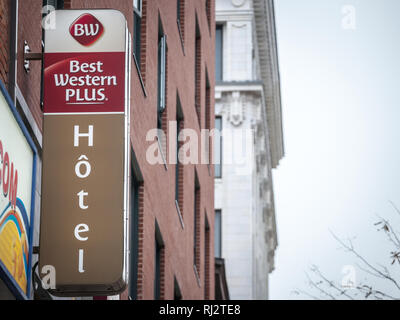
330 231 400 292
305 271 336 300
310 265 354 300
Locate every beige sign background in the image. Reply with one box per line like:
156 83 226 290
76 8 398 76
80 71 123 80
40 115 126 295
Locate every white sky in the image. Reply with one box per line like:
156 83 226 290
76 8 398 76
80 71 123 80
270 0 400 299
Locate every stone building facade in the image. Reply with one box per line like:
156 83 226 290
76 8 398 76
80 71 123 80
214 0 283 299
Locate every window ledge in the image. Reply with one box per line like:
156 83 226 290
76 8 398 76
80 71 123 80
156 135 168 171
177 19 185 56
175 200 185 229
133 54 147 97
193 264 201 288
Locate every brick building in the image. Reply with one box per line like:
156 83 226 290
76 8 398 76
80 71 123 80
0 0 216 300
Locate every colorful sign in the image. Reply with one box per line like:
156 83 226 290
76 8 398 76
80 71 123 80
0 81 37 299
40 10 130 296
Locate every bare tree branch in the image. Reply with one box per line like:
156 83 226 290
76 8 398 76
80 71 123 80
389 201 400 217
376 216 400 250
292 289 321 300
356 285 399 300
304 271 336 300
330 231 400 292
310 265 354 300
298 206 400 300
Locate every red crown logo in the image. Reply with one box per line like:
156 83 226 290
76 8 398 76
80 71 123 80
69 14 104 46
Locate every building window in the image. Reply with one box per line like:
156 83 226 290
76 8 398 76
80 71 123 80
174 277 182 300
129 151 144 300
194 173 201 272
214 117 222 178
154 222 165 300
175 97 184 212
205 70 211 166
42 0 64 9
215 209 222 258
134 0 141 12
195 18 202 126
215 24 223 82
204 215 210 299
129 169 142 300
133 0 142 67
177 0 181 22
157 21 167 131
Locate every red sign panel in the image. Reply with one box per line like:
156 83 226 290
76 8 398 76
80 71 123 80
44 52 125 114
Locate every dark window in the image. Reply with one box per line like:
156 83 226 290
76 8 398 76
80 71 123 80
194 173 200 269
154 240 161 300
215 209 222 258
215 25 223 82
204 216 210 299
154 222 164 300
214 117 222 178
133 0 142 67
174 277 182 300
195 18 201 125
42 0 64 9
157 20 167 131
177 0 181 22
205 71 211 131
129 170 140 300
175 97 184 205
205 70 211 165
128 151 144 300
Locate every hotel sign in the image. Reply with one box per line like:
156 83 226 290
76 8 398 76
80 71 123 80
40 10 131 296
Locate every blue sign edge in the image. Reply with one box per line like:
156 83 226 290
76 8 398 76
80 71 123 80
0 80 38 300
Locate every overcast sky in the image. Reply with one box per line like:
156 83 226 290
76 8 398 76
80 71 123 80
270 0 400 299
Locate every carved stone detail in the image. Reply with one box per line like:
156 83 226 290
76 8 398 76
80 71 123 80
227 91 245 126
231 0 247 8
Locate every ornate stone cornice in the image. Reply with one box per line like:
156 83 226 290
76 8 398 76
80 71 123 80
253 0 284 168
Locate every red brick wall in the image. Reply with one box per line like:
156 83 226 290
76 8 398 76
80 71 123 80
136 184 145 300
177 119 185 214
0 0 9 87
139 0 147 85
70 0 216 300
195 31 202 126
178 0 185 46
17 0 43 128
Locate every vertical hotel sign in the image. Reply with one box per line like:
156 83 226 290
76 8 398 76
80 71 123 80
40 10 131 296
